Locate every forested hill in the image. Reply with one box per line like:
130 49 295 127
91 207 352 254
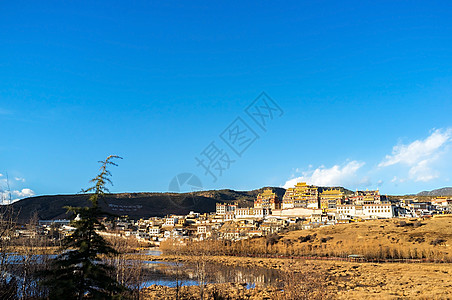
9 187 287 223
8 185 364 223
417 187 452 196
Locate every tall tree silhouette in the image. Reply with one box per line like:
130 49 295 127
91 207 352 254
43 155 125 299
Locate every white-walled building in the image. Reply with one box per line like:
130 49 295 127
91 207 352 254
234 208 255 219
216 203 237 215
163 217 178 227
432 197 452 207
337 203 394 219
196 225 212 240
252 208 271 218
234 207 271 219
224 212 235 221
149 226 160 236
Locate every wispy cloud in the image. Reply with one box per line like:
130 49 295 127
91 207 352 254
281 128 452 193
379 128 452 182
283 160 365 189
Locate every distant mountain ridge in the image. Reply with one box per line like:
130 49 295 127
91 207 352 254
417 187 452 196
8 187 286 223
9 185 443 223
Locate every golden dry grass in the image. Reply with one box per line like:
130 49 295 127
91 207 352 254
162 215 452 261
143 254 452 299
279 215 452 260
328 261 452 299
155 216 452 298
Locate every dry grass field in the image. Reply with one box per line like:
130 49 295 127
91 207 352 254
162 215 452 261
144 255 452 299
279 215 452 261
328 261 452 299
154 216 452 299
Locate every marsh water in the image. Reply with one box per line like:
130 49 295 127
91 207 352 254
141 250 282 288
4 250 282 289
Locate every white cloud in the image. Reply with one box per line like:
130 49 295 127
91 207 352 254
390 176 407 187
283 160 365 188
9 188 35 202
0 178 8 188
283 178 301 189
379 128 452 182
408 159 438 182
0 191 9 201
12 188 35 198
1 187 35 204
14 177 25 182
0 174 35 204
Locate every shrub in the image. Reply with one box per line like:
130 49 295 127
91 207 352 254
320 236 333 243
298 235 312 243
398 220 408 227
430 238 446 246
298 233 317 243
266 233 281 246
412 221 423 228
414 237 425 243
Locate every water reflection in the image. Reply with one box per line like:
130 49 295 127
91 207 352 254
141 257 282 289
5 251 283 290
145 249 162 256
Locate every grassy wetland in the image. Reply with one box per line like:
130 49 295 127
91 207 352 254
150 215 452 299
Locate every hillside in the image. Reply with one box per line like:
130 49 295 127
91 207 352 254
169 215 452 262
9 187 286 223
417 187 452 196
280 215 452 260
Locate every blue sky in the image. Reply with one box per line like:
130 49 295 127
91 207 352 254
1 1 452 200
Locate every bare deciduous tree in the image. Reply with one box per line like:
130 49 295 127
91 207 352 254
105 232 145 299
0 204 18 299
15 212 51 299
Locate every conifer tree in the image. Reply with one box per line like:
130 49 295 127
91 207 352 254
43 155 125 299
